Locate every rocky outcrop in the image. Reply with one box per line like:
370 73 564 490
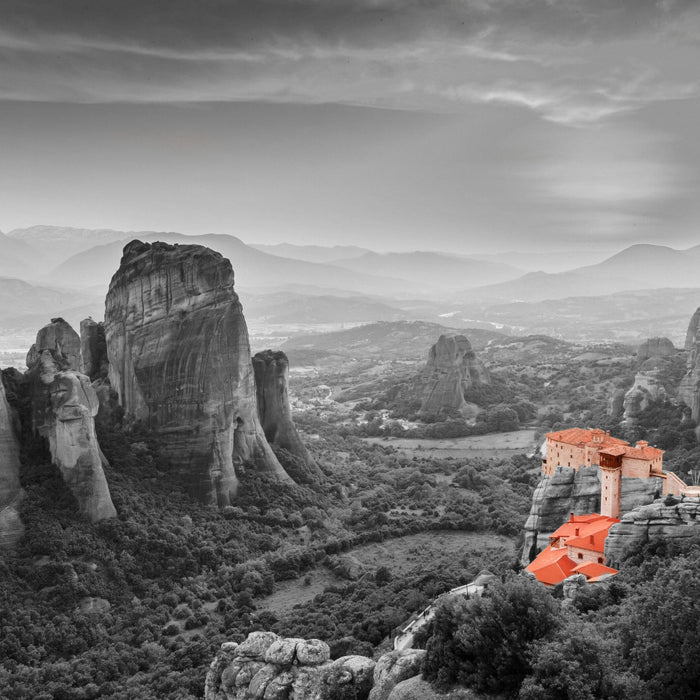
252 350 321 484
622 369 667 426
205 632 375 700
607 387 626 418
0 374 24 547
386 676 473 700
419 334 489 419
104 240 292 506
521 466 663 563
26 317 81 372
679 309 700 435
26 319 116 522
80 318 108 381
605 495 700 567
369 650 426 700
685 308 700 351
637 337 675 363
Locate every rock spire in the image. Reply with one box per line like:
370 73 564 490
104 240 292 506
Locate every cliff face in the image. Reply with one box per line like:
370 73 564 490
679 310 700 431
521 466 663 563
104 240 291 506
80 318 108 381
0 374 24 547
419 334 489 419
26 319 116 522
252 350 321 484
637 337 675 363
605 496 700 567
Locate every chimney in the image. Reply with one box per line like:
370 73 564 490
637 440 648 449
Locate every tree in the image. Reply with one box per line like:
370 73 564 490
422 573 561 694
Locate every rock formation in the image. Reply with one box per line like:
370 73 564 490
104 240 292 506
80 318 109 381
26 319 116 522
685 307 700 351
637 336 675 363
0 374 24 547
521 466 663 563
369 649 426 700
621 366 667 426
679 310 700 433
252 349 321 484
205 632 375 700
605 495 700 567
419 334 490 419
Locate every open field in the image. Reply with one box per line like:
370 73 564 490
258 530 514 614
361 429 540 459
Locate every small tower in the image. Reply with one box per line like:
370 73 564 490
598 448 623 519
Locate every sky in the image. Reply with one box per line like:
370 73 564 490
1 0 699 255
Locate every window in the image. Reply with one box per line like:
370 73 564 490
577 553 583 560
598 557 604 564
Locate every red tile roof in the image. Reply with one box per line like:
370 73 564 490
547 428 627 448
527 513 619 586
573 561 618 580
525 546 579 586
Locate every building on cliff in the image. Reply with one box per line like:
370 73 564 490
526 513 619 586
542 427 698 518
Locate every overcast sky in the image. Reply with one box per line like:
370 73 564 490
1 0 699 254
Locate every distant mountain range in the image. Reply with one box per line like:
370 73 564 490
249 242 370 263
466 244 700 302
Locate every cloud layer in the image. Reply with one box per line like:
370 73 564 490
1 0 699 125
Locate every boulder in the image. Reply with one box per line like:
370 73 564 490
369 650 427 700
206 634 374 700
237 631 281 660
253 349 321 484
295 639 330 666
419 334 489 419
104 240 293 506
0 373 24 548
26 320 116 522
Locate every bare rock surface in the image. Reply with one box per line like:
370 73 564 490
605 496 700 567
622 370 666 425
637 336 675 362
685 307 700 351
521 466 662 563
369 650 426 700
253 349 321 483
0 374 24 547
104 240 292 506
26 319 116 522
679 307 700 433
80 318 109 380
205 632 374 700
419 334 489 419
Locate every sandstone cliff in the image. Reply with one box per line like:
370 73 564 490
104 240 292 506
621 366 667 426
679 308 700 432
0 374 24 547
685 307 700 351
419 334 489 419
252 350 321 484
637 336 675 363
521 466 663 563
80 318 108 381
605 495 700 567
26 319 116 522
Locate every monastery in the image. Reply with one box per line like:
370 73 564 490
528 427 699 586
